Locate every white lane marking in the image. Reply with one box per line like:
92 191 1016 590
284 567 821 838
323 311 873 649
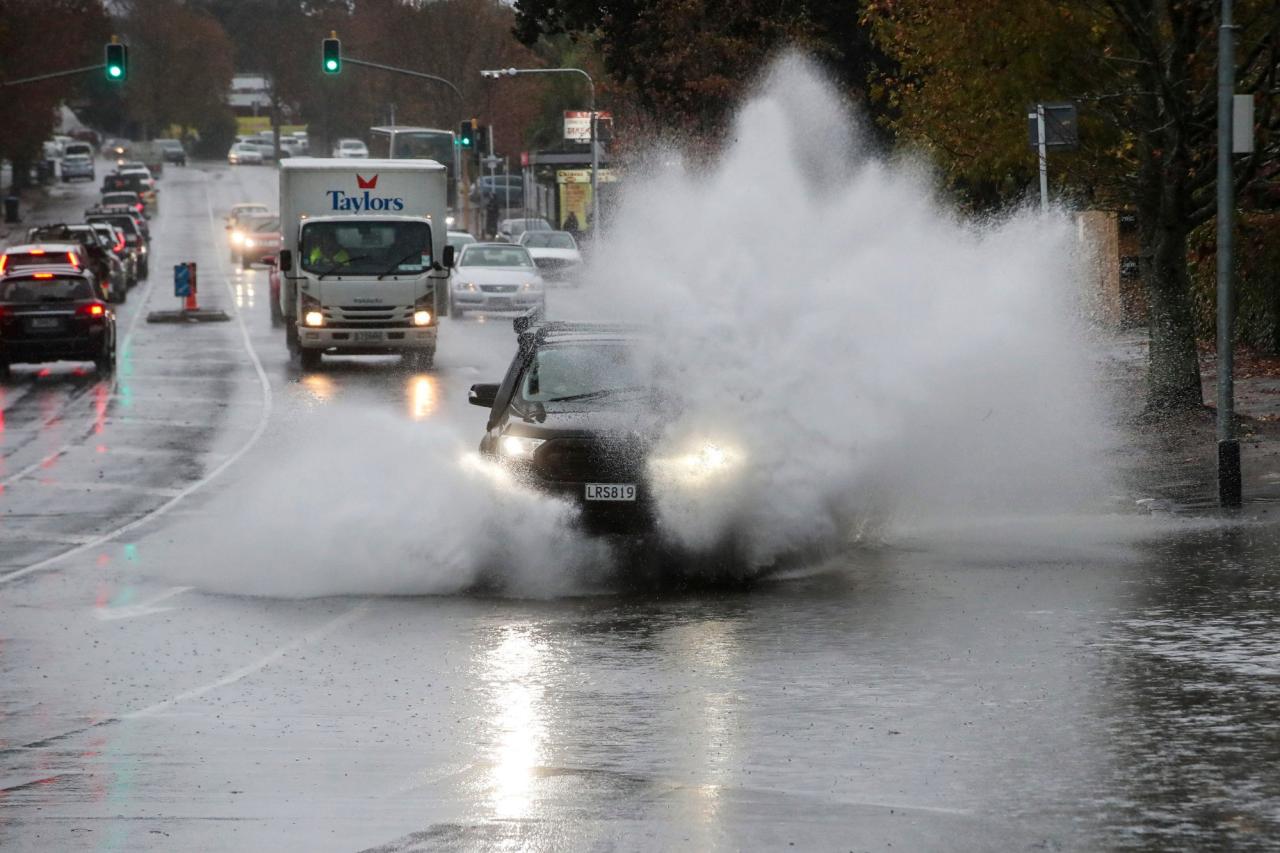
94 585 192 621
123 604 368 718
0 172 275 586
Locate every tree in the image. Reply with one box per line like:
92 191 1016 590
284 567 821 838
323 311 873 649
0 0 111 188
513 0 890 136
865 0 1280 414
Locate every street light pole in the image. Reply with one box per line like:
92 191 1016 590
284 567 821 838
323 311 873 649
481 67 599 236
1216 0 1241 507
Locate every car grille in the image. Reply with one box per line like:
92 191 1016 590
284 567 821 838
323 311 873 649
321 304 417 328
535 436 649 483
534 258 575 272
479 284 519 293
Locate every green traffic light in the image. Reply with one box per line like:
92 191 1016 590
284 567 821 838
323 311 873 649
325 59 337 71
108 66 122 78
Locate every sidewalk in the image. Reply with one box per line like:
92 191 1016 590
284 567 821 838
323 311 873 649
1108 328 1280 511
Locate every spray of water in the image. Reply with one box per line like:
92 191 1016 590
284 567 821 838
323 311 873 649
149 53 1126 598
566 54 1119 567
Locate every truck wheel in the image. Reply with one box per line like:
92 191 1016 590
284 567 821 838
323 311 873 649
299 348 322 371
285 321 300 351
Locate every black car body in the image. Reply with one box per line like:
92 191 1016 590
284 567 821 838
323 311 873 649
26 224 130 302
470 319 663 533
86 209 150 277
0 267 116 376
88 221 139 286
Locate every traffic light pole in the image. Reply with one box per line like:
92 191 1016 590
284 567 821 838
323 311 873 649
1 64 106 87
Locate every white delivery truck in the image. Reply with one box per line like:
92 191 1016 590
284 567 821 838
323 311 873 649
277 158 452 370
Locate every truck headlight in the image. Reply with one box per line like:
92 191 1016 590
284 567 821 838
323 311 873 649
304 310 324 327
244 238 257 248
230 231 245 246
500 434 544 460
413 310 431 326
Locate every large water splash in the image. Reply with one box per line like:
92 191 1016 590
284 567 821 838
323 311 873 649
568 54 1119 567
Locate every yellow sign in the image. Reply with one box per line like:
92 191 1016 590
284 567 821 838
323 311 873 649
556 168 617 184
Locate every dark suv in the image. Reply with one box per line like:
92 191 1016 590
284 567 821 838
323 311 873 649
0 267 116 377
469 318 665 533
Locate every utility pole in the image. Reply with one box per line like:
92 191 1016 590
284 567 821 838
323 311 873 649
1035 104 1049 215
481 67 599 237
1216 0 1241 506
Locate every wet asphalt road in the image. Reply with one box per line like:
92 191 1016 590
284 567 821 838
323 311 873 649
2 162 1280 852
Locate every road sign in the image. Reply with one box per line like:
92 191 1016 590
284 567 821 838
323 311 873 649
564 111 613 142
173 263 191 297
1026 103 1078 150
556 168 617 184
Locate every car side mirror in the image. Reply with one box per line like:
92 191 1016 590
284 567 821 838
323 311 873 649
469 383 500 408
278 249 292 272
443 245 455 269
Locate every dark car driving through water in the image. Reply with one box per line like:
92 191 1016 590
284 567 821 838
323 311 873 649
469 316 740 537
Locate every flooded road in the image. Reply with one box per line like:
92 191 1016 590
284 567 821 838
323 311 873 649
1 160 1279 852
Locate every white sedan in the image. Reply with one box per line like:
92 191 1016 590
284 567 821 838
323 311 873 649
332 138 369 158
449 243 545 319
228 143 264 165
518 230 583 285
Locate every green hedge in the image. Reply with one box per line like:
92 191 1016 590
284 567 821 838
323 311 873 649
1190 212 1280 353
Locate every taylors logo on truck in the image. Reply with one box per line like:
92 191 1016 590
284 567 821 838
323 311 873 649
326 174 405 212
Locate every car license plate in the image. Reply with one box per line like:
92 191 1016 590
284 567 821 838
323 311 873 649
26 317 62 331
585 483 637 502
488 297 513 310
354 331 383 342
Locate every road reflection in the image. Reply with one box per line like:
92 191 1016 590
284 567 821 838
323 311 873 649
478 624 551 820
408 374 438 421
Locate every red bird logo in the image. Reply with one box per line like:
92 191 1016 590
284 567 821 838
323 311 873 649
357 174 378 189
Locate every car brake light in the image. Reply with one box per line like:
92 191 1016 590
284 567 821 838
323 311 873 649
29 248 44 255
66 252 79 269
77 302 107 317
0 255 7 274
33 273 54 279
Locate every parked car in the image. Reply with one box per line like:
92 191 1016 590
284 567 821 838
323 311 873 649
0 266 116 378
331 138 368 159
228 143 264 165
497 217 553 243
155 138 187 165
61 154 95 182
448 243 544 318
519 230 583 284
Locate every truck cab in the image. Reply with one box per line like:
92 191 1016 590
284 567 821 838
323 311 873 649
277 158 451 370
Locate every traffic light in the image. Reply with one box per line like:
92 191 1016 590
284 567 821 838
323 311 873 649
474 125 489 153
322 35 341 74
457 119 475 148
104 40 127 82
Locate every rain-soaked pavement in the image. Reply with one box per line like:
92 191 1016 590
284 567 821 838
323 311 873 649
2 160 1280 852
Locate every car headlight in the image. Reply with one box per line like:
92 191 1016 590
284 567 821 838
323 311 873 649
445 215 456 227
231 231 245 245
500 434 544 460
413 310 431 326
459 281 477 292
244 238 257 248
304 310 324 327
522 279 543 291
651 442 740 484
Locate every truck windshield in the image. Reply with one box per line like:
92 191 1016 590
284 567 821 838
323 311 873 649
300 221 432 276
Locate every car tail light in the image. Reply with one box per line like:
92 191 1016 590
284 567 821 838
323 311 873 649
66 252 79 269
112 231 125 253
77 302 107 317
29 248 44 255
0 255 7 274
33 273 54 279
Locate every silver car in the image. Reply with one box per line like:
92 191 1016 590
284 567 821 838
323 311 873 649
449 243 544 319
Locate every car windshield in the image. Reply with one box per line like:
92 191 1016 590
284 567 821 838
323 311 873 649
0 276 92 302
523 232 576 249
518 344 650 405
448 234 476 248
250 217 280 233
299 221 432 275
88 215 139 237
103 193 138 205
459 246 533 268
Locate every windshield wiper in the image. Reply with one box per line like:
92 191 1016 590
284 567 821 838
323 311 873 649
377 249 425 280
315 254 370 280
541 386 651 403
